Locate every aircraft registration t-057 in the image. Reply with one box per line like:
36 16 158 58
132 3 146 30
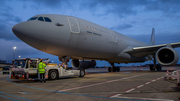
12 14 180 72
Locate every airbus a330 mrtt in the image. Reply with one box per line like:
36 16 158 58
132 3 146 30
12 14 180 72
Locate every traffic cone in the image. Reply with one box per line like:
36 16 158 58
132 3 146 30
167 70 169 75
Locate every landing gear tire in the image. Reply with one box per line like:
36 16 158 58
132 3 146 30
108 67 111 72
79 69 85 77
116 67 120 72
113 67 116 72
150 65 155 71
49 70 58 80
156 64 162 71
164 77 167 80
177 83 180 87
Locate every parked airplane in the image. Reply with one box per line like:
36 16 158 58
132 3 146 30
12 14 180 72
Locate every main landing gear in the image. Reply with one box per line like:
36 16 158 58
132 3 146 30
149 54 162 71
59 56 70 70
108 63 120 72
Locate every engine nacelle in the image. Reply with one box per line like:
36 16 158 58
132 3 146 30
71 59 96 69
156 47 179 66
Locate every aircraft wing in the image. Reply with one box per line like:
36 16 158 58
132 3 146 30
125 42 180 57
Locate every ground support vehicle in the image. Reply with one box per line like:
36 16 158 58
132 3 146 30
10 58 85 81
164 70 180 87
3 66 10 74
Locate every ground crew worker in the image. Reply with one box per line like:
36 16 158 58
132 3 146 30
38 59 46 83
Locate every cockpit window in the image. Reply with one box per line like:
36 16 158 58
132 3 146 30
27 17 38 21
28 16 52 22
44 17 52 22
38 17 44 21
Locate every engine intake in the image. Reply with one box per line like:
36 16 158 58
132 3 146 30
71 59 96 69
156 47 179 66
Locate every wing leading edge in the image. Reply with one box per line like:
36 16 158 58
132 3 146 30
124 42 180 57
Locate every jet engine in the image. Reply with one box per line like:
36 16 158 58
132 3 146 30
156 47 179 66
71 59 96 69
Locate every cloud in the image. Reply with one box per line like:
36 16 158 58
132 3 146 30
30 0 71 10
0 39 58 62
0 31 19 41
0 1 22 23
114 24 133 30
128 32 180 45
78 0 180 19
0 21 20 41
32 0 63 6
0 0 23 41
145 0 180 14
79 0 139 17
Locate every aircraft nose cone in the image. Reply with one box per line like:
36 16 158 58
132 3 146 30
12 23 24 37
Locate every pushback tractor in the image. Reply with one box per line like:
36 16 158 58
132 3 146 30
10 58 85 81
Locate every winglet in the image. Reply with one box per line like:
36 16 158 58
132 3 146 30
149 28 155 45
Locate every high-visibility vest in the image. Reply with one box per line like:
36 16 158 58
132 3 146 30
38 62 46 74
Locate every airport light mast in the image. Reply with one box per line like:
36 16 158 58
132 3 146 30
13 47 16 59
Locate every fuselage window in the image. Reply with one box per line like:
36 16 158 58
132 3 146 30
38 17 44 21
27 17 38 21
44 17 52 22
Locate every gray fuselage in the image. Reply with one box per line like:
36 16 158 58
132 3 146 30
12 14 148 63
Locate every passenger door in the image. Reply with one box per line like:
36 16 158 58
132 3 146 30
67 17 80 34
66 17 80 49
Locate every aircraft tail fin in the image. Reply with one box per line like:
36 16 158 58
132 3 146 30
149 28 155 45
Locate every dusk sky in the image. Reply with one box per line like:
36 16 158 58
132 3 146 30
0 0 180 66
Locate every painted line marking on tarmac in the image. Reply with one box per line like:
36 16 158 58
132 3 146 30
125 88 135 93
151 79 156 82
121 76 163 94
136 84 144 88
17 92 32 94
111 96 174 101
145 82 151 84
0 91 33 101
7 75 154 101
0 94 20 101
109 94 122 98
59 74 146 92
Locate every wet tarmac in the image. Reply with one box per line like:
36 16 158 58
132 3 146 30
0 66 180 101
